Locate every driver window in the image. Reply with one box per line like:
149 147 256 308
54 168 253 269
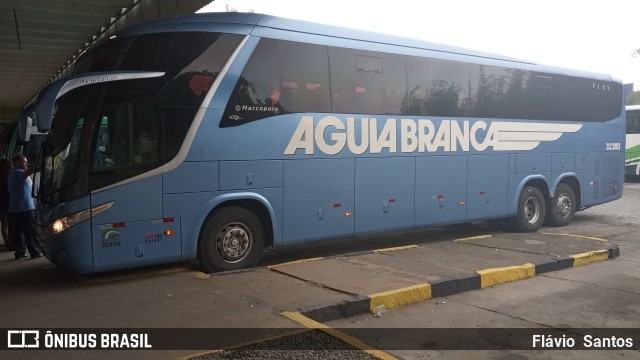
134 119 158 164
92 95 161 174
94 105 133 170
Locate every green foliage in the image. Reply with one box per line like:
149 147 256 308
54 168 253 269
627 90 640 105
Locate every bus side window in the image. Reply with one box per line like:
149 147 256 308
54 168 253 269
470 65 523 119
405 56 470 117
565 76 597 122
629 117 640 134
329 48 406 115
221 38 330 127
523 72 567 120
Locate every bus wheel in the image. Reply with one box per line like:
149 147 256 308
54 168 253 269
510 186 546 232
198 206 264 273
545 183 576 227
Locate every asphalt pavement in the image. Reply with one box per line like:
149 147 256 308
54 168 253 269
1 184 638 360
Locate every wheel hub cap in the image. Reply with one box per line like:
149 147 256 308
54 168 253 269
217 223 252 263
556 194 572 218
524 196 540 224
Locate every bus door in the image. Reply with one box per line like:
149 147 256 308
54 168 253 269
89 94 181 272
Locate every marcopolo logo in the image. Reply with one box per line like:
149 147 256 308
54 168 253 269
235 104 280 113
284 115 583 155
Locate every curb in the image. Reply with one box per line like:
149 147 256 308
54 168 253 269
300 244 620 323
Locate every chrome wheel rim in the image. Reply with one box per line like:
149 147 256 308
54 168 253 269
556 193 572 218
524 196 541 224
216 222 252 263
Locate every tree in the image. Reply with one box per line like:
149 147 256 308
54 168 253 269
225 4 254 13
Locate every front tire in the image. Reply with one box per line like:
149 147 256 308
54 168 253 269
545 183 576 227
510 186 546 233
197 206 265 273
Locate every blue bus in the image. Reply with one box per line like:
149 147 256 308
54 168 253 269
23 13 624 274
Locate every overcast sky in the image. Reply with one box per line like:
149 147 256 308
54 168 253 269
199 0 640 90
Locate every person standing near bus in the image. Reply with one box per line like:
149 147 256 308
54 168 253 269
8 154 42 259
0 158 12 251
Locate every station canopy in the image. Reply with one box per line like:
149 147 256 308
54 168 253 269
0 0 212 125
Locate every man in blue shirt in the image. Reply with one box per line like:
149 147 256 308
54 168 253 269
8 154 42 260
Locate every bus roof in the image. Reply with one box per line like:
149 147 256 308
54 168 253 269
114 12 616 82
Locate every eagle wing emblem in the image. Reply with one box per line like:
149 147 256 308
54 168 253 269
490 122 583 151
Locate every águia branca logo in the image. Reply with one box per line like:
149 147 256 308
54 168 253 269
284 116 582 155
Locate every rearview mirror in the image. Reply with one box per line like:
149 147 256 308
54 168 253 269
18 105 34 142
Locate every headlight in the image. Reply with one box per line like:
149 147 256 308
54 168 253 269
50 201 114 235
50 209 92 234
52 219 65 234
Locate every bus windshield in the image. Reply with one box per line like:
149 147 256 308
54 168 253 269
39 31 243 206
42 87 92 206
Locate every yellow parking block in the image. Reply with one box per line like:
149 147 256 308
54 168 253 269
368 283 432 311
453 234 493 242
373 245 418 253
477 263 536 288
571 250 609 267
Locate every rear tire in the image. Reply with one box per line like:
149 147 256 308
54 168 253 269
510 186 546 233
545 183 576 227
197 206 264 273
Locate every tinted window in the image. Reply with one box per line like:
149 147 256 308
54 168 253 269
160 34 243 107
78 32 242 165
627 111 640 134
90 93 162 190
222 39 331 127
405 57 470 117
43 86 95 205
90 85 195 171
75 32 243 109
565 77 597 122
69 32 247 191
470 65 522 119
214 38 623 125
597 81 623 120
72 31 244 168
523 72 566 120
72 37 133 74
162 107 195 161
330 47 406 115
